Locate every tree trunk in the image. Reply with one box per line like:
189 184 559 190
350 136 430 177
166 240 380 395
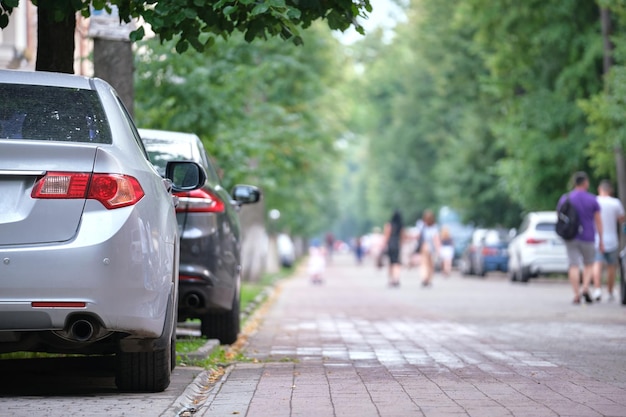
93 38 135 117
601 7 613 75
601 8 626 246
35 6 75 73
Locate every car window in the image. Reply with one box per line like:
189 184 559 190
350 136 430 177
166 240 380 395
200 149 221 184
535 222 556 232
484 230 506 245
115 98 150 160
0 84 111 143
144 140 193 176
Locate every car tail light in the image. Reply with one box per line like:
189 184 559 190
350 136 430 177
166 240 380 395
175 188 225 213
32 172 144 209
179 274 205 283
526 237 546 244
482 247 498 256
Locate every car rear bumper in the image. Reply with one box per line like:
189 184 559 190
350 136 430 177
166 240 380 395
484 259 509 272
177 280 234 317
528 261 569 275
0 207 175 338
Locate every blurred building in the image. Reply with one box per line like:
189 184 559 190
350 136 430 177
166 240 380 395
0 2 93 75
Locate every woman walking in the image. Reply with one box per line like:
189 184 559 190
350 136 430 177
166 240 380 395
419 210 440 287
383 210 405 287
439 226 454 276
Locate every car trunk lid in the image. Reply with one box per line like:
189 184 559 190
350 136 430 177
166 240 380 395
0 141 97 245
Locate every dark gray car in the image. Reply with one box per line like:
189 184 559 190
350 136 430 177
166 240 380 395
139 129 261 344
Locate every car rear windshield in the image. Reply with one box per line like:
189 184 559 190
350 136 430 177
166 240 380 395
535 222 556 232
143 139 193 176
0 84 112 144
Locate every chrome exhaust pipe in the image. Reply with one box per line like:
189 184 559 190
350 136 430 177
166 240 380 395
67 318 97 342
185 293 202 308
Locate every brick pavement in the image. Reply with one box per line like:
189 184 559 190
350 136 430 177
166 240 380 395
184 253 626 417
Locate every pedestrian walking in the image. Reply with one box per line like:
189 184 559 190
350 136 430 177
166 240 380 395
592 180 625 301
418 209 440 287
439 226 455 276
308 245 326 285
382 210 405 287
557 171 604 304
354 236 365 265
324 232 335 264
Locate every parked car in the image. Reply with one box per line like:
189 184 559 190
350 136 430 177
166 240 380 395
0 70 206 392
507 211 569 282
277 233 296 268
460 228 509 276
138 128 261 344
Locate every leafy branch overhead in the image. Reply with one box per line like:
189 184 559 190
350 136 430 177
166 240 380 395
0 0 371 53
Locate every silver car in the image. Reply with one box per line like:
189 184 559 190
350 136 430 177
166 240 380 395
0 70 205 392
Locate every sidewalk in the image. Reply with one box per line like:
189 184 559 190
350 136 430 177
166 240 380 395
181 253 626 417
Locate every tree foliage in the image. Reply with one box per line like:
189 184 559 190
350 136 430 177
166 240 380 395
0 0 371 71
134 24 347 237
344 0 609 232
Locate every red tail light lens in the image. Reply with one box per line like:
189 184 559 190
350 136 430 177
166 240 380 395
526 238 546 245
32 172 144 209
482 247 498 256
175 188 225 213
179 274 204 283
89 174 144 209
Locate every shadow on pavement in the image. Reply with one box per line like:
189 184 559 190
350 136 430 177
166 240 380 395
0 356 118 396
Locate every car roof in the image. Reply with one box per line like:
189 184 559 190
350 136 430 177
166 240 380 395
0 69 96 90
527 211 556 219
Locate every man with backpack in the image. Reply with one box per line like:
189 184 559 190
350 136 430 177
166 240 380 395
556 171 604 304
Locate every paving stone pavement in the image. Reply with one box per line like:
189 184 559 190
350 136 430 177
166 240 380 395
187 253 626 417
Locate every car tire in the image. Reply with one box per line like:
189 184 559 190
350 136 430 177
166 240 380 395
200 290 240 345
520 266 531 283
171 330 177 371
115 342 172 392
509 268 518 282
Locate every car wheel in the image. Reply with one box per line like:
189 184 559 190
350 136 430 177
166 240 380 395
115 342 172 392
520 266 531 283
509 268 518 282
171 330 177 371
200 290 241 345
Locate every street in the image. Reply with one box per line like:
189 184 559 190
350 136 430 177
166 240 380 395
1 253 626 416
194 253 626 417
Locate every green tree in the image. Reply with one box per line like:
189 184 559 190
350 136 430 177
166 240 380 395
0 0 371 72
581 1 626 187
134 24 348 237
464 0 603 210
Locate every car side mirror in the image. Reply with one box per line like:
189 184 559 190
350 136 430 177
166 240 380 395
231 184 261 205
165 161 207 192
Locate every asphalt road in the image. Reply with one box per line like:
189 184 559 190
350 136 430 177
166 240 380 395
1 253 625 416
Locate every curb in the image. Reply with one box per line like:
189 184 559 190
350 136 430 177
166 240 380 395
182 338 221 361
176 280 280 361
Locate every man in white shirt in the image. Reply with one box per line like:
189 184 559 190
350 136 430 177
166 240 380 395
593 180 625 301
